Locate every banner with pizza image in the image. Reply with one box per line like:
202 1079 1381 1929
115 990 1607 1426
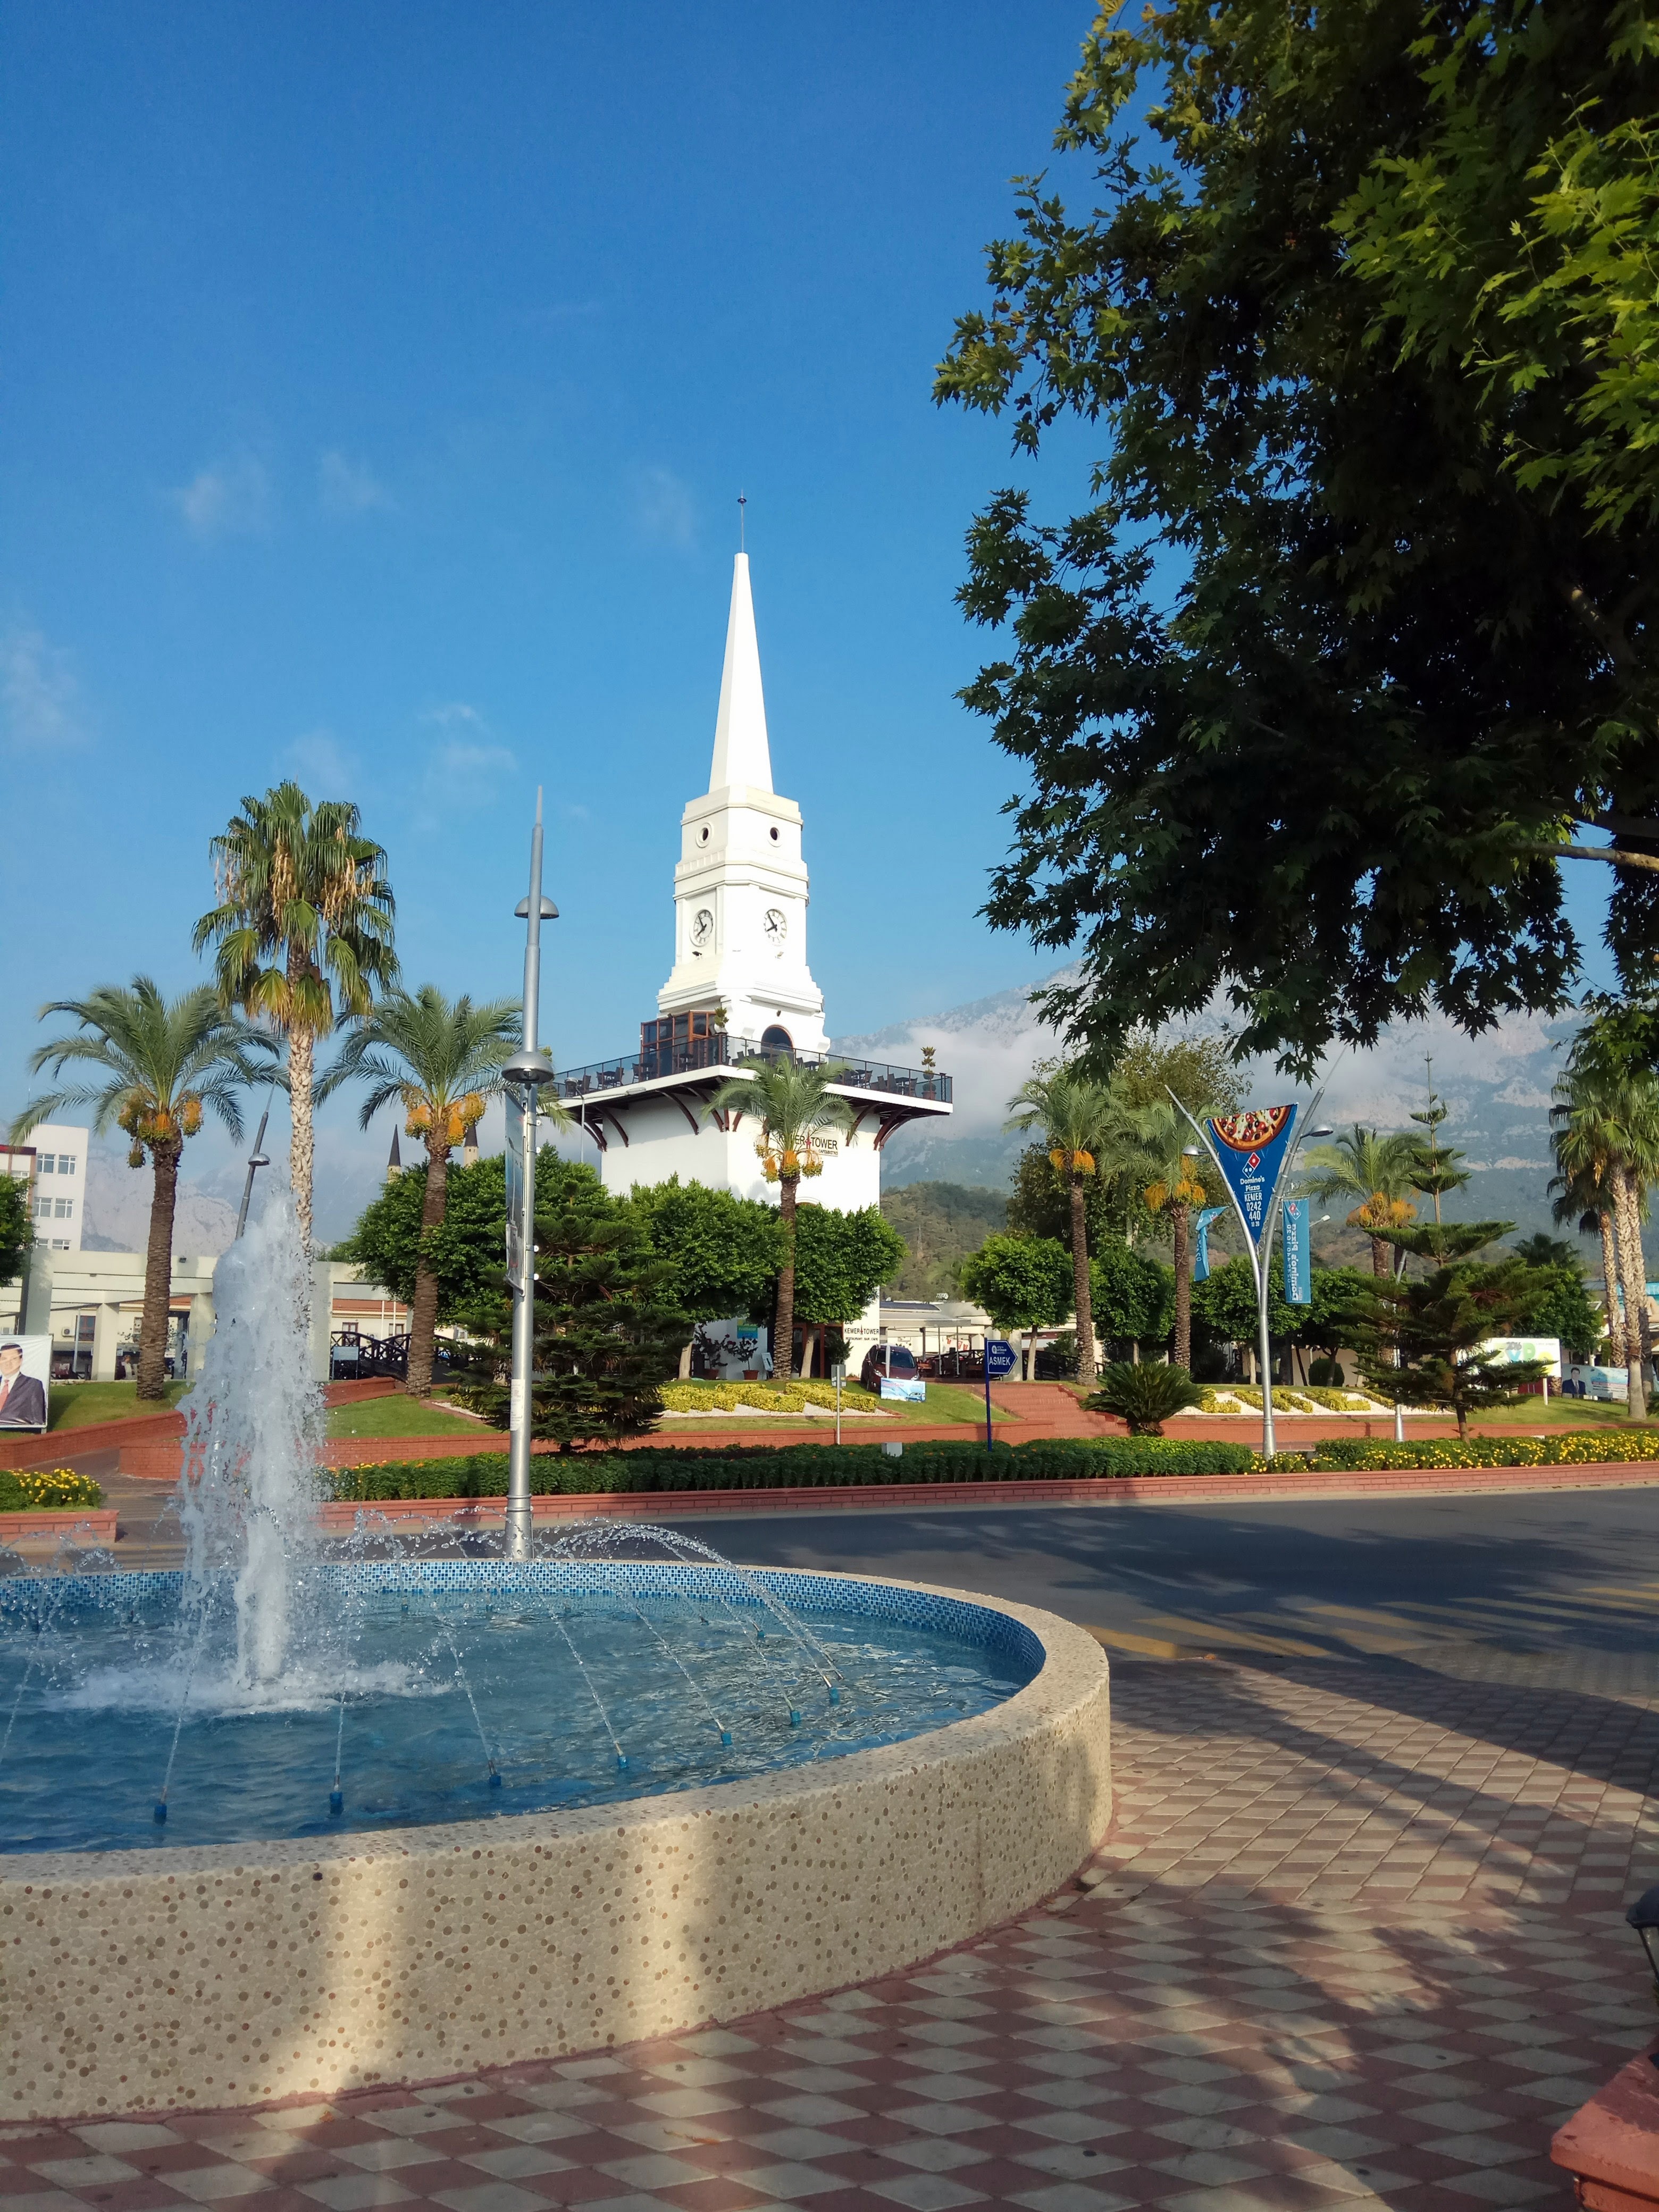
1204 1105 1298 1253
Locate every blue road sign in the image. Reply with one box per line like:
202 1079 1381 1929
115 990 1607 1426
984 1339 1018 1378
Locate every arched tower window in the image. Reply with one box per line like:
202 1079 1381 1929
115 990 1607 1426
761 1025 793 1057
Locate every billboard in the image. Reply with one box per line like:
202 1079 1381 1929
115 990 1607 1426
1205 1107 1298 1252
0 1334 51 1429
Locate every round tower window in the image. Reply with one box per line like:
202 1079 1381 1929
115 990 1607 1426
699 825 710 843
769 825 780 841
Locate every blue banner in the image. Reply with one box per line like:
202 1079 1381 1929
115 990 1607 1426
1204 1106 1298 1253
1282 1198 1311 1304
1192 1206 1226 1284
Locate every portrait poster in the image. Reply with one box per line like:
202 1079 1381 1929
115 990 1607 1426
0 1334 51 1430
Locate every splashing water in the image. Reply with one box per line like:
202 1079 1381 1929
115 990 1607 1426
174 1186 322 1689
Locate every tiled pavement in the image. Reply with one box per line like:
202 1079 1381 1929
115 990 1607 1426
5 1653 1656 2210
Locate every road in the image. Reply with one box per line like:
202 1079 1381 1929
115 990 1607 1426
658 1487 1659 1665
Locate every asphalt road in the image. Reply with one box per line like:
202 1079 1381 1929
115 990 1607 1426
657 1489 1659 1664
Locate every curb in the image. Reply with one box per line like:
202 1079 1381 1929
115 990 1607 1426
315 1461 1659 1530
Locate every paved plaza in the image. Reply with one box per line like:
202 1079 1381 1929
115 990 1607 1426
5 1644 1656 2210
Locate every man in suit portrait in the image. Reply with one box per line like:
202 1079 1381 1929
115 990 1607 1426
0 1340 47 1428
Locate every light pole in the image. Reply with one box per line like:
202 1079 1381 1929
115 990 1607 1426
1175 1093 1331 1458
233 1088 275 1241
501 791 558 1562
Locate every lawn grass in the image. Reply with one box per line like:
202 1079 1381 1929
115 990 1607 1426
326 1394 490 1440
46 1380 189 1430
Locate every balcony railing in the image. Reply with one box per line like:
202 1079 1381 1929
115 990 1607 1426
553 1035 951 1105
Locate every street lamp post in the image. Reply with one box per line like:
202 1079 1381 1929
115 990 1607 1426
501 792 558 1563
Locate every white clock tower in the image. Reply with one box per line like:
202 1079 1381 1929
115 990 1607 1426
554 548 952 1250
655 553 828 1056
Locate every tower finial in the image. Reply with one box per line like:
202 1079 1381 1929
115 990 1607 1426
738 490 747 552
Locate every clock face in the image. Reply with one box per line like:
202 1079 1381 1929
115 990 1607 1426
691 908 714 949
764 907 787 949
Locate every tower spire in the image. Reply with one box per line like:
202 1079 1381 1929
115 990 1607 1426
708 551 773 794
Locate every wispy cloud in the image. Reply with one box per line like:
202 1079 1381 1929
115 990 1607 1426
170 451 273 540
319 449 393 516
283 727 361 795
1 624 91 752
632 465 696 548
422 703 517 814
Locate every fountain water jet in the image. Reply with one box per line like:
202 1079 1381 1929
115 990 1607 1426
174 1185 321 1690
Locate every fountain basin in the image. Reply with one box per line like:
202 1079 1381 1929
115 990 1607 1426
1 1570 1110 2121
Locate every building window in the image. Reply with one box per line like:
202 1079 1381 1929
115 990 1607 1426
33 1196 51 1219
38 1155 55 1174
57 1155 76 1176
54 1197 73 1220
51 1238 70 1251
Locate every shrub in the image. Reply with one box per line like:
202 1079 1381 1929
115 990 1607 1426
0 1467 105 1512
1087 1362 1202 1433
323 1432 1261 1502
1308 1356 1345 1386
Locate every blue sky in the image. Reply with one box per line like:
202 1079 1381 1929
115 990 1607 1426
0 3 1619 1225
1 1 1113 1203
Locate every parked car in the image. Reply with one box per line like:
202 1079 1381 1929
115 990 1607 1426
859 1343 921 1394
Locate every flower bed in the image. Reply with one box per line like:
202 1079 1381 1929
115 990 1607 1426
325 1435 1261 1500
1269 1430 1659 1472
1199 1385 1386 1414
0 1467 104 1512
658 1379 886 1415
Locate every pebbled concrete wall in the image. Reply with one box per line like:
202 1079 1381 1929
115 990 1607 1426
1 1583 1110 2122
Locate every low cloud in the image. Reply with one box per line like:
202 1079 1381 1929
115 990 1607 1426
1 623 91 752
170 451 273 540
633 465 696 548
319 449 392 515
422 703 516 813
283 727 361 795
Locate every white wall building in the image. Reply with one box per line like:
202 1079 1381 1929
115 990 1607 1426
2 1124 89 1255
548 554 952 1354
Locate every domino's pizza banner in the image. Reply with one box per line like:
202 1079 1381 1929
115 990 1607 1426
1205 1106 1298 1253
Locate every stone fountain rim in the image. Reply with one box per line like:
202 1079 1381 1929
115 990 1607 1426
0 1566 1105 1885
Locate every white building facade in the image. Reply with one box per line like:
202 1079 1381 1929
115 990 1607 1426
549 554 952 1345
2 1124 89 1255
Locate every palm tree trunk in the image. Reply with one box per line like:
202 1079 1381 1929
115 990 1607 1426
1613 1167 1649 1418
406 1139 450 1396
1172 1202 1191 1371
1370 1235 1388 1278
1601 1209 1626 1363
138 1140 181 1401
290 1026 316 1256
1069 1176 1095 1384
775 1176 797 1381
1622 1164 1653 1379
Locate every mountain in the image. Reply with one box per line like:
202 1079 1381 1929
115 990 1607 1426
879 1181 1009 1298
839 974 1607 1258
81 1142 240 1256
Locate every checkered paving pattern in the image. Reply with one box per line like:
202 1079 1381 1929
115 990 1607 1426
5 1655 1655 2210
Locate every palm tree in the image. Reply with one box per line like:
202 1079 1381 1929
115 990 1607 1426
1129 1097 1214 1372
1297 1127 1423 1278
710 1058 854 1381
321 986 531 1395
1005 1069 1124 1382
1550 1056 1659 1414
193 782 397 1253
1548 1151 1624 1367
11 979 272 1399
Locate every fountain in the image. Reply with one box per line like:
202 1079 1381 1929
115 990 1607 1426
0 1187 1111 2122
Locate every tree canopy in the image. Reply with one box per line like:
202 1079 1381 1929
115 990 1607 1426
1089 1236 1175 1345
0 1175 30 1288
626 1175 785 1320
937 1 1659 1072
959 1233 1075 1333
791 1204 907 1325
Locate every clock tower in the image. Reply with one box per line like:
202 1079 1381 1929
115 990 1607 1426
653 553 828 1057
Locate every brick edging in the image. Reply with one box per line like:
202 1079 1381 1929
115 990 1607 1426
314 1460 1659 1529
0 1509 119 1543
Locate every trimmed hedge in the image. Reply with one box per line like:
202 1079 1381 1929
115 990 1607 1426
324 1434 1260 1501
0 1468 105 1512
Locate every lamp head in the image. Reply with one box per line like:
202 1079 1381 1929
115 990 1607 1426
501 1049 558 1090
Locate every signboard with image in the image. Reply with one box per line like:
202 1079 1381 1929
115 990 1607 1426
1204 1107 1298 1251
0 1334 51 1429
